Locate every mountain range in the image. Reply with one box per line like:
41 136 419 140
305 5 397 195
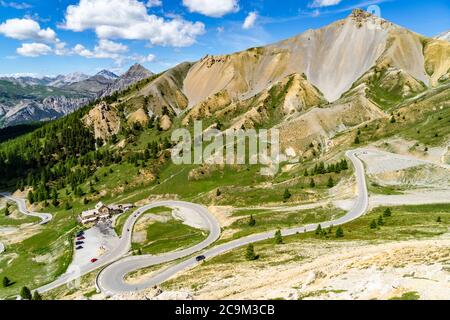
80 9 449 158
0 64 151 128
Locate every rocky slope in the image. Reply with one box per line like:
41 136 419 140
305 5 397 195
79 9 449 151
0 66 149 128
101 64 153 98
1 96 89 127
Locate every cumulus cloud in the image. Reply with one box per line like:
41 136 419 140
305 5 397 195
243 11 257 29
132 53 156 63
182 0 239 17
73 39 128 62
0 18 57 42
16 43 52 57
309 0 342 7
146 0 162 7
63 0 205 47
95 39 128 53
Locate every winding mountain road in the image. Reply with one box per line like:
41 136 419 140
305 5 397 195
0 192 53 225
0 192 53 255
36 201 220 294
96 149 369 295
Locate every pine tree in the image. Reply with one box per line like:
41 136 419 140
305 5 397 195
383 208 392 217
32 291 42 300
4 203 10 216
327 176 334 188
274 230 283 244
335 226 344 238
283 188 291 201
377 215 384 226
310 179 316 188
245 244 257 261
354 136 360 144
216 189 221 197
304 169 309 177
437 216 442 223
315 224 322 235
20 286 32 300
248 215 256 227
370 220 377 229
2 276 11 288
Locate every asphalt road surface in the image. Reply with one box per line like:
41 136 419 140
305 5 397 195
0 192 53 256
96 149 369 295
0 192 53 225
36 201 220 294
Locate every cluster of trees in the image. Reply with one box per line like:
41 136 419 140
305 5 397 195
2 278 42 300
315 224 344 238
0 106 96 185
370 208 392 229
304 159 349 177
20 286 42 300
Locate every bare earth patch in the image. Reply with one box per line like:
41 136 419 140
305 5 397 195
161 238 450 300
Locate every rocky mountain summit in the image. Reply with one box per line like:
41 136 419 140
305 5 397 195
101 64 153 98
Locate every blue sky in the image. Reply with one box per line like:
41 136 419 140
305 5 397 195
0 0 448 77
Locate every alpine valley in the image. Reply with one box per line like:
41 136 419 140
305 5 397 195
0 9 449 301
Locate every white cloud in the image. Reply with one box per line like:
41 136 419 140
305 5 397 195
0 18 57 42
309 0 342 8
146 0 162 7
243 11 258 29
182 0 239 17
132 53 156 63
63 0 205 47
73 39 127 61
95 39 128 54
0 1 32 9
16 43 52 57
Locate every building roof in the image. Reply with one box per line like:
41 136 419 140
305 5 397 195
81 209 98 218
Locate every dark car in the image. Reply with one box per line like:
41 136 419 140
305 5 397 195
76 231 84 237
75 241 84 245
195 255 206 262
77 236 85 240
76 246 83 250
90 258 98 263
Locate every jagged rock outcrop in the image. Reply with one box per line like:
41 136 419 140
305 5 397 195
101 64 153 98
83 101 120 141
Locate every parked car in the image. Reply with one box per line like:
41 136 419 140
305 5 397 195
75 241 84 245
195 255 206 262
76 231 84 237
76 246 83 250
77 236 85 240
90 258 98 263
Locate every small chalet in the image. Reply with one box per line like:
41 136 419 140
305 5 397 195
80 201 134 225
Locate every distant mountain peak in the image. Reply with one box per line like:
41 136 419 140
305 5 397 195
124 63 153 77
96 70 119 80
435 30 450 42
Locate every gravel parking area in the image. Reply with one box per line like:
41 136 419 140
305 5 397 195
67 221 120 272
